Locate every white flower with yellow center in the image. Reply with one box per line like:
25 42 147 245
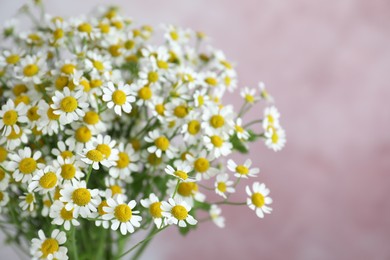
53 156 84 185
2 49 24 67
138 61 163 87
51 87 89 125
265 126 286 152
29 165 60 194
109 142 139 180
102 195 142 235
16 54 46 84
85 51 112 74
214 173 235 199
0 99 28 136
1 127 30 150
49 200 80 231
51 140 77 160
95 190 113 230
199 71 220 88
26 103 42 129
37 100 63 136
140 193 165 228
30 229 68 260
149 96 166 121
192 88 210 108
164 161 193 182
65 124 94 149
60 181 101 218
6 147 43 183
131 80 155 106
19 192 36 212
81 134 118 170
262 106 281 131
258 82 274 103
161 198 197 227
227 159 259 179
246 182 273 218
181 111 203 144
165 100 191 124
74 20 98 39
41 194 52 217
231 118 250 140
203 133 232 158
82 110 106 133
145 130 177 158
240 87 258 104
186 150 218 181
163 24 191 46
102 81 135 116
209 205 225 228
202 105 234 136
166 179 205 207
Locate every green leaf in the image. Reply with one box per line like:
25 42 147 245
247 129 259 142
230 134 248 154
194 201 211 211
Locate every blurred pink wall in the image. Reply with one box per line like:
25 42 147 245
1 0 390 259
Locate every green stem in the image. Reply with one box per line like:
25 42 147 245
85 165 93 186
214 201 246 206
244 119 263 128
72 227 79 260
172 179 180 198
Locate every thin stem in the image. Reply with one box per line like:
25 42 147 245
72 227 79 260
172 179 180 198
214 201 246 206
198 183 214 191
85 165 93 186
244 119 263 128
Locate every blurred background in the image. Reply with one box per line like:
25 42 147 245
1 0 390 259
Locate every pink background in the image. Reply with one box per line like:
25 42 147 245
1 0 390 259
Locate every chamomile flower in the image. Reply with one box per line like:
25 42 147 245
202 105 234 136
53 156 84 185
209 205 225 228
109 142 139 180
214 173 235 199
81 137 116 170
102 195 142 235
30 229 68 260
0 190 10 212
258 82 274 102
227 159 259 179
161 198 197 227
203 133 232 158
0 168 10 190
0 99 28 136
51 140 77 160
262 106 280 131
49 200 80 231
145 130 177 158
16 54 46 84
232 118 250 140
164 161 192 181
102 81 135 116
240 87 259 104
60 181 101 218
186 150 218 181
140 193 165 228
37 100 62 136
6 147 43 183
19 192 36 211
82 110 106 133
166 179 205 207
246 182 273 218
265 126 286 152
29 165 60 193
51 87 89 125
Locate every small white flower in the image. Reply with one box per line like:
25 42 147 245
227 159 259 179
203 133 232 158
164 161 193 181
29 165 60 193
214 173 235 199
6 147 44 183
246 182 273 218
262 106 281 131
49 200 80 231
240 87 258 104
258 82 274 102
161 197 197 227
30 229 68 260
186 150 218 181
140 193 166 228
19 192 36 212
109 142 139 180
145 130 177 158
16 54 46 84
0 99 28 136
166 179 205 207
265 126 286 152
209 205 225 228
102 82 135 116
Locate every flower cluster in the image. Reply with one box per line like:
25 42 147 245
0 4 285 260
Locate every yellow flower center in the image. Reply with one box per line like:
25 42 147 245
55 76 68 90
272 131 279 144
72 188 91 206
170 31 179 41
187 120 201 135
83 111 99 125
221 60 232 69
131 139 141 151
60 96 78 113
235 125 244 133
245 94 255 103
197 96 204 106
3 110 18 125
98 200 108 215
60 207 74 220
138 86 152 100
149 202 162 218
205 77 217 86
47 107 60 120
75 126 91 143
267 115 274 125
194 158 209 173
147 154 162 166
210 135 223 147
173 105 188 118
155 104 165 115
210 115 225 128
61 164 76 180
13 84 28 96
174 170 188 180
7 128 23 140
27 106 40 121
225 76 231 86
93 60 104 71
53 28 64 40
60 150 73 159
6 54 20 64
14 95 29 105
116 152 130 168
251 192 265 208
236 165 249 175
157 60 168 69
54 188 61 200
23 64 39 77
99 23 110 34
39 172 58 189
86 149 104 162
217 182 226 193
147 71 159 83
90 79 102 88
0 169 5 181
61 64 76 75
43 199 52 208
124 40 135 50
0 147 7 162
0 191 3 201
96 144 111 158
19 158 37 174
154 136 169 151
78 23 92 33
112 90 127 105
25 193 34 203
177 182 197 197
114 204 132 222
109 45 121 57
171 205 188 220
110 185 122 196
41 238 59 257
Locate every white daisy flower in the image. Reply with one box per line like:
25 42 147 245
16 54 46 84
209 205 225 228
60 181 101 218
246 182 273 218
29 165 60 194
85 51 112 74
166 179 205 207
30 229 68 260
145 130 177 158
0 190 10 212
6 147 44 183
109 142 139 180
231 118 250 140
0 168 10 190
258 82 274 103
227 159 259 179
36 100 63 136
1 126 30 150
53 156 84 185
81 134 118 170
203 133 232 158
0 99 28 136
49 200 80 231
102 81 135 116
140 193 166 228
164 161 193 181
51 87 89 125
51 140 77 160
19 192 36 212
214 173 235 199
240 87 259 104
262 106 281 131
102 195 142 235
82 110 106 133
161 198 197 228
186 150 218 181
265 126 286 152
202 104 234 136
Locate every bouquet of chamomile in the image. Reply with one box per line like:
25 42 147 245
0 2 286 260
